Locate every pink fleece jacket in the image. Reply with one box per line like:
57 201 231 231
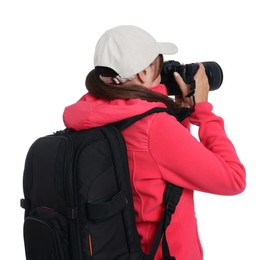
63 84 246 260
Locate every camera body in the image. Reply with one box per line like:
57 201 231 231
161 60 223 95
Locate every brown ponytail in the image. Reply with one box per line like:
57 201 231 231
85 56 182 113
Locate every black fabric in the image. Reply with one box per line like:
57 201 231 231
147 183 183 259
87 191 127 221
21 108 184 260
23 207 70 260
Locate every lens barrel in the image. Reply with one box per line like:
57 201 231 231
202 62 223 91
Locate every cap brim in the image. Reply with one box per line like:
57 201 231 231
158 42 178 55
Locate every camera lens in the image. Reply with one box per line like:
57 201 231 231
202 62 223 91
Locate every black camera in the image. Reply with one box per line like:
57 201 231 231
161 60 223 95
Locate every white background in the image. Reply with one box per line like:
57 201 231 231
1 0 271 259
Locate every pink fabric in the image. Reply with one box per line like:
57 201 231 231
63 84 246 260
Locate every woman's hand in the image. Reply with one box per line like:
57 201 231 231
174 63 210 106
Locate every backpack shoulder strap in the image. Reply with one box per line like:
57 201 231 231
112 107 177 131
145 183 183 260
112 107 184 259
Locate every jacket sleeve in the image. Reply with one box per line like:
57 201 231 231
149 102 246 195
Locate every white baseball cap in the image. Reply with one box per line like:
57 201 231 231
94 25 178 79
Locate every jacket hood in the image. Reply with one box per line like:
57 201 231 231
63 84 168 131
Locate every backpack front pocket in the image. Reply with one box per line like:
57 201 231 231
23 207 70 260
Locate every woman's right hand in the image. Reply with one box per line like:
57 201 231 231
174 63 210 106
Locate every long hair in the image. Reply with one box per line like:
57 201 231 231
85 55 182 113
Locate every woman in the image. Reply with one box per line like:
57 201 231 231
63 25 246 260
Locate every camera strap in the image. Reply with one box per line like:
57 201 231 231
178 81 196 121
185 82 195 98
183 65 196 117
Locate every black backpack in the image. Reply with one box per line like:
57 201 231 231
20 107 183 260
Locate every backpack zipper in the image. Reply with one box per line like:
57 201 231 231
54 130 83 260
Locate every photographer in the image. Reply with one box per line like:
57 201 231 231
63 25 246 260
